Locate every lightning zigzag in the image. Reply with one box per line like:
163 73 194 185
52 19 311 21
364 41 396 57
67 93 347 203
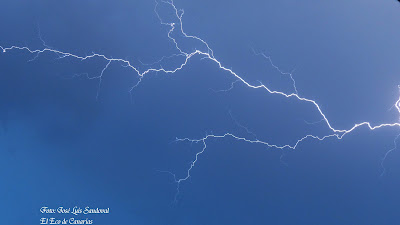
1 0 399 201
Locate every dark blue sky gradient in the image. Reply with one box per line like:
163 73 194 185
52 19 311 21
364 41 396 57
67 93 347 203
1 0 400 224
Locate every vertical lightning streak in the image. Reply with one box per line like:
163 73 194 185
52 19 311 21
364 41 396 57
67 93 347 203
381 133 400 176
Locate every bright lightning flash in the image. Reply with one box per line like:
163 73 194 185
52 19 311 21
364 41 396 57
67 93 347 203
0 0 399 201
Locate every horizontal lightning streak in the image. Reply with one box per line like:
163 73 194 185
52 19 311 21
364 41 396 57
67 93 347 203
1 0 399 199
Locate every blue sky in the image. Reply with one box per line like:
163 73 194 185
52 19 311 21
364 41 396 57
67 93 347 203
1 0 400 224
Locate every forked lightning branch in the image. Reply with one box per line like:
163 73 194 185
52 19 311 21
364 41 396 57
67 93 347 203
1 1 399 200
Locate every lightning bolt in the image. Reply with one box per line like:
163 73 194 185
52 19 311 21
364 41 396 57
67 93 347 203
1 0 399 201
251 47 298 95
381 133 400 177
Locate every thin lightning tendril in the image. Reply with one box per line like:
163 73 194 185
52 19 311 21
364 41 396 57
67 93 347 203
209 79 240 93
381 133 400 177
1 0 399 200
228 110 258 140
251 48 298 95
